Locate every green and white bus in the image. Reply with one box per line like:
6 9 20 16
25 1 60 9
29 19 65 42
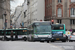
0 28 27 41
51 24 66 42
27 21 52 43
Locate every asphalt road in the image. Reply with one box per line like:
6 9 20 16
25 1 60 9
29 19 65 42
0 41 63 50
51 41 75 50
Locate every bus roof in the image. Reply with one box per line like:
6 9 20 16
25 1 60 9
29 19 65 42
33 21 51 23
52 24 65 25
0 28 27 31
5 28 27 30
27 21 51 27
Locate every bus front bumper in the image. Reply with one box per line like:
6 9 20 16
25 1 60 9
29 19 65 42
33 38 51 41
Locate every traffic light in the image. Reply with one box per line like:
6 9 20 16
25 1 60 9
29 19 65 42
5 19 7 27
40 20 42 21
5 19 7 23
51 20 54 24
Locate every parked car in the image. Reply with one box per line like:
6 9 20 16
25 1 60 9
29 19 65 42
68 32 75 42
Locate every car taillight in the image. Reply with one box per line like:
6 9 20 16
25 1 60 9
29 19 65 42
70 36 72 38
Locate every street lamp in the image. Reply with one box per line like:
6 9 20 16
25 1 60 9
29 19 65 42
4 12 7 40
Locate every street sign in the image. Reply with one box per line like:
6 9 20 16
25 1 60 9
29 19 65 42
66 31 71 36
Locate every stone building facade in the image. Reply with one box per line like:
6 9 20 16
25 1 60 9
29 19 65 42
45 0 52 21
25 0 45 27
45 0 75 30
0 0 10 29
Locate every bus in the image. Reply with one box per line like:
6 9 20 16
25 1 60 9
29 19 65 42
27 21 52 43
51 24 66 42
0 28 27 41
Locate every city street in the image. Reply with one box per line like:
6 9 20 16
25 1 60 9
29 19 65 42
0 40 75 50
1 0 75 50
0 41 63 50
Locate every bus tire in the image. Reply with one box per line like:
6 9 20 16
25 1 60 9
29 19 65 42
23 37 27 41
47 41 49 43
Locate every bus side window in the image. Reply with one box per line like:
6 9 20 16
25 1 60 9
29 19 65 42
28 30 30 35
29 30 31 34
31 30 34 34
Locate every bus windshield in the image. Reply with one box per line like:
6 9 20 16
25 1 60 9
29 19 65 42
35 25 51 33
52 25 64 30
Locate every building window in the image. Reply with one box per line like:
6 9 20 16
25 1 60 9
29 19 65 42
57 19 62 24
71 8 75 17
71 0 75 2
70 19 75 25
27 0 30 5
58 0 62 3
24 12 26 18
58 8 62 17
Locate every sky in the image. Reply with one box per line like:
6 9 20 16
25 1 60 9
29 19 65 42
10 0 24 14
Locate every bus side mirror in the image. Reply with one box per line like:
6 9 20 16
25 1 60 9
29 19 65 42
32 23 36 27
32 24 34 27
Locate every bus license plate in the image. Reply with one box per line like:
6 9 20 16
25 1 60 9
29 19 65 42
56 38 59 40
41 39 45 40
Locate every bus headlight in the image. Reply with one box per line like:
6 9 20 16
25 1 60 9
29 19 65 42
48 35 52 38
34 35 38 38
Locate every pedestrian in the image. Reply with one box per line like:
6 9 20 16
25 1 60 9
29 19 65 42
66 35 68 42
11 31 14 41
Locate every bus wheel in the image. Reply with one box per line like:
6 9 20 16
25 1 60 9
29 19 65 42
47 41 49 43
23 37 27 41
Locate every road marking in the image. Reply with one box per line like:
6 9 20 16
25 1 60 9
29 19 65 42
59 46 74 50
49 43 65 50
